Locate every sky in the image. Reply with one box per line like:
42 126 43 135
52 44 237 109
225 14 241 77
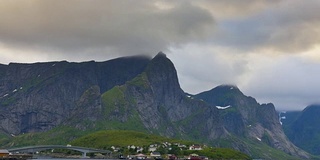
0 0 319 110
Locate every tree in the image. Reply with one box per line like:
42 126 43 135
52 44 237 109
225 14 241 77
168 145 181 156
157 145 168 155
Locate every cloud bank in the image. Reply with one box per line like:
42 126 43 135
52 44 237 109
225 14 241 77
0 0 214 59
0 0 319 110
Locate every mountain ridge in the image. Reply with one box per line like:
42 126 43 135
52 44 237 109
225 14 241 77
193 84 309 158
0 52 311 159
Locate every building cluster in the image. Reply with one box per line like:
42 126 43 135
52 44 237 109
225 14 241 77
111 142 205 159
110 142 204 153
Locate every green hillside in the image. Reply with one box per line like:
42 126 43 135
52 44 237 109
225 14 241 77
0 126 308 159
70 130 192 148
70 130 251 159
210 135 301 160
1 126 91 147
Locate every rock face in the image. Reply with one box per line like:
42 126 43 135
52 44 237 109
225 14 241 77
194 85 309 158
0 56 150 134
101 53 224 139
0 52 310 159
282 104 320 155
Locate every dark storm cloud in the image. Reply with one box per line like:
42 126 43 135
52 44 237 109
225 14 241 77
0 0 215 58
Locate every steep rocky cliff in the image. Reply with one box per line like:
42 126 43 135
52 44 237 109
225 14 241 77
96 53 225 139
0 53 311 159
194 85 309 158
0 56 150 134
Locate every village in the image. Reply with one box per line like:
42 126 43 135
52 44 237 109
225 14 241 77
0 143 210 160
111 142 209 160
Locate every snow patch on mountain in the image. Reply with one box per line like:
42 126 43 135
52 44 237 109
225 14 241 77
216 105 231 110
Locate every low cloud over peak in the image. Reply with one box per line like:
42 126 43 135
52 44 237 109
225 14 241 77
1 0 320 110
0 0 215 57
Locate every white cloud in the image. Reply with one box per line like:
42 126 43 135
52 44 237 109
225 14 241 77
169 44 320 110
168 44 250 94
241 54 320 110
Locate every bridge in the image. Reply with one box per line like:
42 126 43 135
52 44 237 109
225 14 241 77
8 145 112 158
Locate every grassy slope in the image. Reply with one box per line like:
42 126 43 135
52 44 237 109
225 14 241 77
211 135 301 160
2 128 316 159
1 126 91 148
1 129 251 159
70 130 193 148
70 130 251 159
98 73 148 132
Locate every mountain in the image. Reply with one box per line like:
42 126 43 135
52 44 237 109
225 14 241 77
0 56 150 134
282 104 320 155
193 85 309 159
0 52 311 159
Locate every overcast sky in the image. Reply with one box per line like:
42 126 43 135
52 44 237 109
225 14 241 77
0 0 319 110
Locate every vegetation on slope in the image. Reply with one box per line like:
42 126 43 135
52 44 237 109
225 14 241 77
70 130 192 148
100 84 147 132
212 136 300 160
1 126 90 148
70 130 251 159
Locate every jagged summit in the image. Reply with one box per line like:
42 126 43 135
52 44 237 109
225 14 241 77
145 51 184 106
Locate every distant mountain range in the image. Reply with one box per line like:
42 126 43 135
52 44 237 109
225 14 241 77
0 52 312 159
282 104 320 155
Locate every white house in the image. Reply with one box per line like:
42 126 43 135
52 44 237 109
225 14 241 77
189 144 202 150
150 152 161 157
136 147 144 153
149 144 158 152
148 146 157 152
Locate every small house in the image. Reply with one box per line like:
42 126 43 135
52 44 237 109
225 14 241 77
149 145 157 152
136 153 147 159
150 151 161 157
189 144 202 151
136 147 144 153
0 149 9 157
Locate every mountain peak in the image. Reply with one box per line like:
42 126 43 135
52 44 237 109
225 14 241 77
193 85 241 107
215 84 239 90
155 51 166 58
205 84 242 97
